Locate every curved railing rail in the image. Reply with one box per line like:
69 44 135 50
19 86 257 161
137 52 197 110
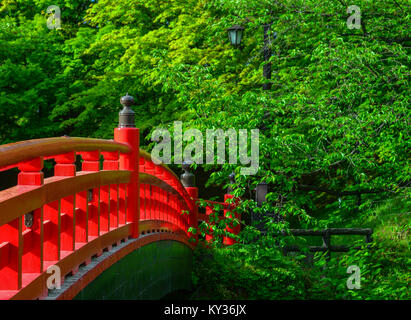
0 137 130 172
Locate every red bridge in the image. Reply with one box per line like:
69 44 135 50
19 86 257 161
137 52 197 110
0 94 239 300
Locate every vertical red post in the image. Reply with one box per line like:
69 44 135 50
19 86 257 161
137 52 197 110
43 200 60 265
205 205 214 243
82 151 100 240
140 184 147 220
0 217 22 290
223 201 241 246
114 94 140 238
102 151 120 231
75 191 88 246
145 161 154 221
161 189 166 222
139 159 146 221
19 157 43 284
55 152 76 253
185 187 198 243
223 194 236 245
171 194 177 229
118 184 127 225
146 185 152 220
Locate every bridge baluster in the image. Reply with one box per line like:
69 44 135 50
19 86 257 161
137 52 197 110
56 152 76 254
140 184 147 220
139 158 146 221
19 157 44 288
0 214 22 291
54 152 76 177
100 183 110 234
160 189 166 222
81 151 100 245
119 183 127 226
75 190 88 247
102 151 120 231
43 201 60 267
147 185 153 220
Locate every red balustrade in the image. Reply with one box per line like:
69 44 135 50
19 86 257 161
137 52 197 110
0 95 240 300
0 136 200 300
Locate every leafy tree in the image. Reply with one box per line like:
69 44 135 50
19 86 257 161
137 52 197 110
0 0 409 299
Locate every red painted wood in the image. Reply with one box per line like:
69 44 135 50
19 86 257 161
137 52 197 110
205 205 214 242
153 186 160 221
114 127 139 238
140 184 147 220
101 151 119 171
109 184 118 229
118 183 126 225
22 208 42 273
88 187 99 238
0 123 212 299
223 194 235 245
54 152 76 177
160 189 165 222
75 191 87 243
60 195 75 252
146 185 152 220
0 217 22 290
81 151 101 239
43 201 59 262
100 185 109 233
81 151 100 172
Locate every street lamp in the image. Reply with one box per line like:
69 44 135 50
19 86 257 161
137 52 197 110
227 25 244 47
255 182 268 207
227 24 276 90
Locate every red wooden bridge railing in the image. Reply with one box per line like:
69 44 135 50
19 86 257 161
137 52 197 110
0 94 239 300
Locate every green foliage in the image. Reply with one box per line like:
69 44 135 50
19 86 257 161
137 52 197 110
1 0 409 300
192 243 307 299
191 196 410 300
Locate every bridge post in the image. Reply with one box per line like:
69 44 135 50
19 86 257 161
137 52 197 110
180 161 198 244
223 172 240 245
114 94 140 239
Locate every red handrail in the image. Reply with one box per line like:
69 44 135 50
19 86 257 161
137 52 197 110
0 137 130 171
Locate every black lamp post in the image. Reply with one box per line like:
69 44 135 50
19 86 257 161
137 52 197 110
255 182 268 207
227 25 245 47
227 23 276 91
227 23 278 227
